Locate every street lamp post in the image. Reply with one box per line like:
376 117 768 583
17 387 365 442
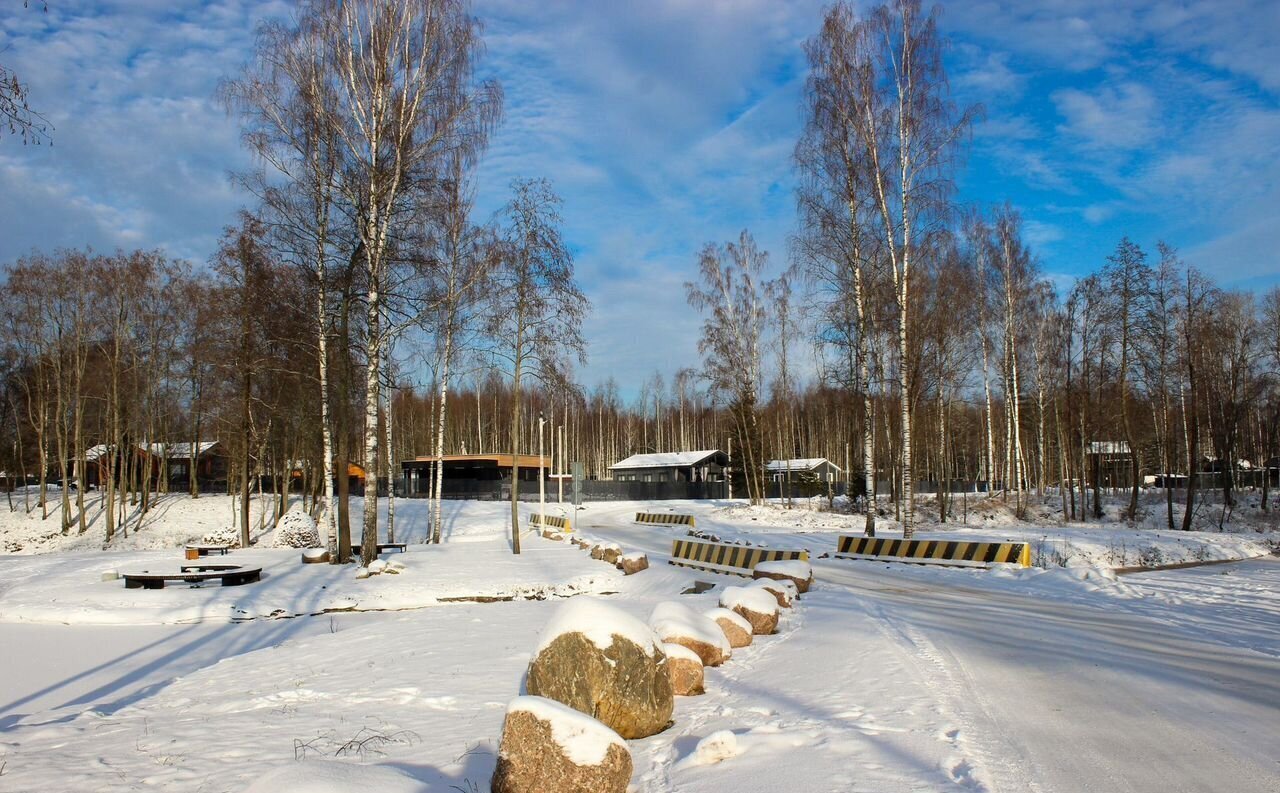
538 413 546 533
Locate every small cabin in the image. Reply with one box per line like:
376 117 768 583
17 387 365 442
766 457 843 484
609 450 727 484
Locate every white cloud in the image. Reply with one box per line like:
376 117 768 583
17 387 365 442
1053 82 1159 151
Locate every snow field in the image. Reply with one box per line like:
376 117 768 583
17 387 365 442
0 494 1276 791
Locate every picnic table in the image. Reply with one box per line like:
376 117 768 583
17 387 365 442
123 565 261 590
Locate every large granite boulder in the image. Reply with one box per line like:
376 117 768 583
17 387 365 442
704 606 753 648
662 642 705 696
719 585 780 635
525 598 673 739
491 696 632 793
649 601 732 667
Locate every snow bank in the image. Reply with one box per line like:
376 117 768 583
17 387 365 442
754 559 811 580
720 586 780 616
242 760 424 793
507 695 627 766
534 597 661 657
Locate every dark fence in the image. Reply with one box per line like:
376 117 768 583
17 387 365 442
403 477 730 502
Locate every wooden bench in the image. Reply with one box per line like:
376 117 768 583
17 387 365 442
351 541 407 554
669 537 808 578
123 566 262 589
185 544 232 557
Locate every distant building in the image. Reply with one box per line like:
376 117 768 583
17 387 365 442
609 450 727 484
766 458 843 484
400 453 549 496
77 441 228 491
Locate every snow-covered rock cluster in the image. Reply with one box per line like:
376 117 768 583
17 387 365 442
273 507 320 548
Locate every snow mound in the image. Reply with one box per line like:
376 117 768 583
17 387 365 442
202 526 240 547
534 597 661 657
754 559 811 580
301 547 328 561
242 760 424 792
676 730 743 769
507 695 627 766
720 586 780 616
649 602 731 654
273 507 320 548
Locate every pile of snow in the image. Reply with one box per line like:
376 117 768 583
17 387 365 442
202 525 240 547
273 507 320 548
675 730 743 769
754 559 811 580
507 695 627 766
534 597 661 657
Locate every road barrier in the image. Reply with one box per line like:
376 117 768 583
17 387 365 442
834 535 1031 568
529 512 572 532
635 512 696 528
669 537 808 577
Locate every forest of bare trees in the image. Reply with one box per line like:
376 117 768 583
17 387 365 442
2 0 1278 560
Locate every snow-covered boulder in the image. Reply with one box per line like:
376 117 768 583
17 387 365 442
704 607 753 648
590 542 623 565
491 696 632 793
618 552 649 575
753 559 813 593
273 507 320 548
525 598 673 739
663 642 705 696
301 548 329 564
649 601 731 667
751 576 797 608
368 559 388 575
720 586 780 635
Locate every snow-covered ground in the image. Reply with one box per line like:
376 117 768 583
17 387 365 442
0 493 1276 791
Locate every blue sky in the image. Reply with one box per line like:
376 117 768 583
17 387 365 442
2 1 1277 395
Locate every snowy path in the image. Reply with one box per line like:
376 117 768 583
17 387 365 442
588 522 1280 792
814 559 1280 793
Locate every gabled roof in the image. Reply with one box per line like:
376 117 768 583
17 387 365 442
80 441 222 461
140 441 221 458
765 458 841 473
610 450 724 470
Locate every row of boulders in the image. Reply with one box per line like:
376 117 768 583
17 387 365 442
491 559 813 793
554 533 650 576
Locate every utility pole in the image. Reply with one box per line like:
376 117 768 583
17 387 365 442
538 413 546 532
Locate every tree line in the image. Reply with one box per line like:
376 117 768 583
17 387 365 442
2 0 1277 558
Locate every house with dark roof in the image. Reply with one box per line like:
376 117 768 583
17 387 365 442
609 450 727 484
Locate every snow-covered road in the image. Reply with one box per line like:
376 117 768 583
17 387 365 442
588 522 1280 792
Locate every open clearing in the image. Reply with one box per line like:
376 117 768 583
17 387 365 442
1 495 1277 792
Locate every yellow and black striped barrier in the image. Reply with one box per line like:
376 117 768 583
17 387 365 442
669 537 808 577
833 535 1030 568
530 512 572 532
635 512 696 528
